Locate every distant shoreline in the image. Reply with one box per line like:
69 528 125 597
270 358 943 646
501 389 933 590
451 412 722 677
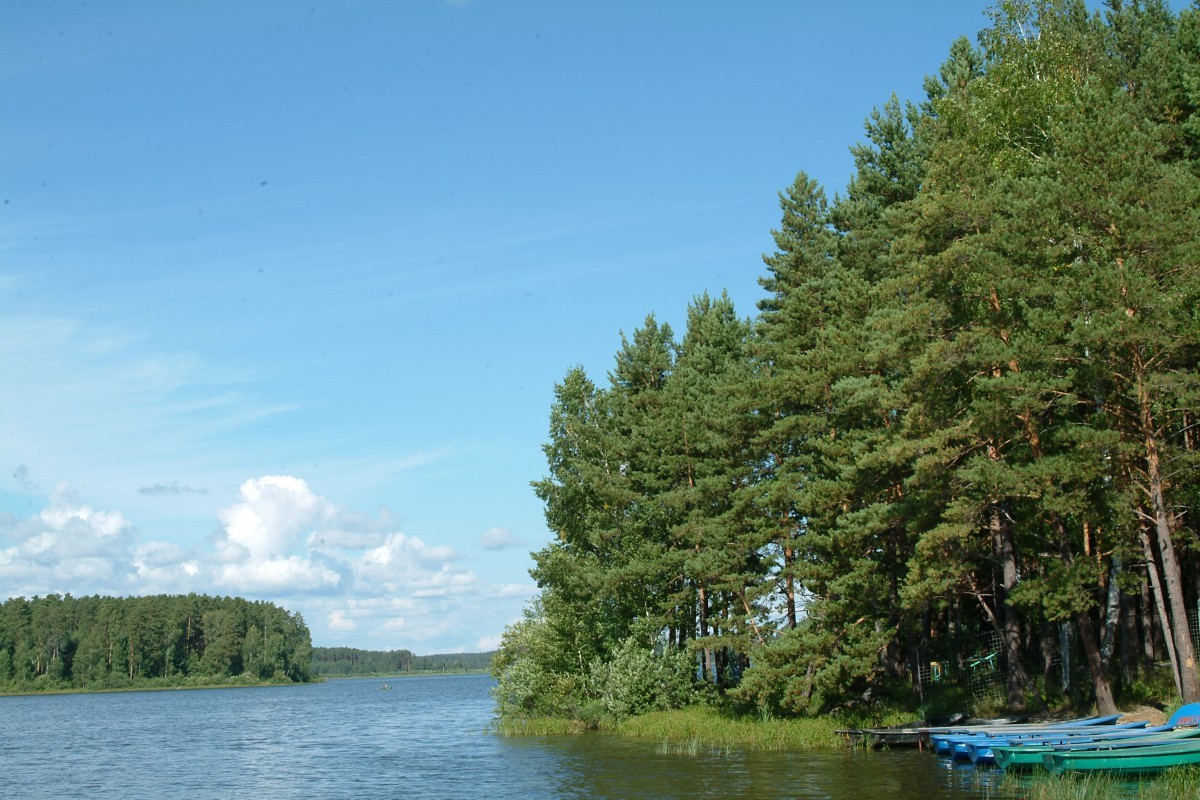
0 677 320 699
328 670 492 679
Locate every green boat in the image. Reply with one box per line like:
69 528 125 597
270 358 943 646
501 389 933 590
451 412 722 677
1043 739 1200 776
994 728 1200 772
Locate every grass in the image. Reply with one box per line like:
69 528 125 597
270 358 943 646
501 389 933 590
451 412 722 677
989 768 1200 800
492 705 852 749
492 716 590 736
611 705 854 751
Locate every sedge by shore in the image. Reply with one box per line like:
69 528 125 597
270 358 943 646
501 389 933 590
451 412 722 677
495 705 1199 799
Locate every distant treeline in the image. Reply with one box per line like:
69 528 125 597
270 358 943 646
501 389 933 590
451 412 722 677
311 646 494 676
0 594 314 693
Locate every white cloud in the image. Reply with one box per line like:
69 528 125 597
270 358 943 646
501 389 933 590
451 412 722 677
218 475 334 560
328 609 357 631
307 528 388 551
40 482 132 539
493 581 536 598
476 634 502 651
0 483 139 597
207 475 344 596
216 556 342 593
479 526 525 551
353 533 467 592
0 476 530 653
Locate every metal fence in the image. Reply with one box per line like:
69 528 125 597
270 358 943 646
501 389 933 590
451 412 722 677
917 631 1007 704
916 604 1200 702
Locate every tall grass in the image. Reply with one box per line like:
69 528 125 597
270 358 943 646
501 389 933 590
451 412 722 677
991 768 1200 800
492 716 588 736
495 701 918 749
612 706 846 751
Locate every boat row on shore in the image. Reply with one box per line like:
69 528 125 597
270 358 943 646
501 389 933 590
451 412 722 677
842 703 1200 776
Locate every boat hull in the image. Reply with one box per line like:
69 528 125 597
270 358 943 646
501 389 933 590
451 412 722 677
993 728 1200 771
1044 741 1200 776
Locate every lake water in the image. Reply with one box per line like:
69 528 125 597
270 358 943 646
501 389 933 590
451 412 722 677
0 674 1001 799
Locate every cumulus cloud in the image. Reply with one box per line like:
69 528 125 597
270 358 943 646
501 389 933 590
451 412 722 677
39 483 132 540
0 475 531 652
479 526 525 551
307 528 388 551
216 555 341 593
202 477 496 646
218 475 334 560
354 533 469 595
0 483 138 596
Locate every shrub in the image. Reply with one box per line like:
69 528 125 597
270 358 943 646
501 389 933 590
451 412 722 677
589 630 696 719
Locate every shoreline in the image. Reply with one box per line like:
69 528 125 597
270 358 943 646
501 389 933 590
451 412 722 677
0 677 320 698
494 707 1199 799
0 669 493 698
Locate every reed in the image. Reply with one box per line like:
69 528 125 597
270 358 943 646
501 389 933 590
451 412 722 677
492 716 588 736
992 767 1200 800
612 706 844 751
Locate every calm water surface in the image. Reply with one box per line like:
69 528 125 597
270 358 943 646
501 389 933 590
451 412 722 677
0 674 1000 799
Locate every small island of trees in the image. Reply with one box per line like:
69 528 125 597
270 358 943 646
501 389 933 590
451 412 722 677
493 0 1200 729
0 594 314 692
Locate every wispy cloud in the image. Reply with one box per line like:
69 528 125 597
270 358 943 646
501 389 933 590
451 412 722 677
139 482 209 497
12 464 38 492
479 526 525 551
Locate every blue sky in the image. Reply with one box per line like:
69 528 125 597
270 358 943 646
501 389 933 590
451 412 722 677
2 1 1004 653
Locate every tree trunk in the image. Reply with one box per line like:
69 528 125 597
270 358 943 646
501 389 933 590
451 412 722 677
1140 575 1159 670
966 573 1046 713
1136 366 1200 701
990 503 1029 710
1040 621 1057 688
1118 585 1139 684
783 539 798 630
698 583 714 684
1100 556 1121 665
1050 511 1118 712
1075 609 1118 715
1141 527 1183 697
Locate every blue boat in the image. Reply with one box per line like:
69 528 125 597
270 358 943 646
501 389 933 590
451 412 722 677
989 703 1200 771
963 720 1150 764
927 714 1122 757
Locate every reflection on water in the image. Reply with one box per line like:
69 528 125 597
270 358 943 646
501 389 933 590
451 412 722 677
508 734 1001 799
1 675 994 799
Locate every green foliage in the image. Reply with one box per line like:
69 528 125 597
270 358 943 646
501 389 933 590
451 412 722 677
0 594 313 693
310 647 492 676
588 628 697 719
500 0 1200 728
490 597 593 720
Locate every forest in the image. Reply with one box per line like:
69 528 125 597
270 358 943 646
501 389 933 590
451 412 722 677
492 0 1200 724
0 594 314 692
311 647 494 676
